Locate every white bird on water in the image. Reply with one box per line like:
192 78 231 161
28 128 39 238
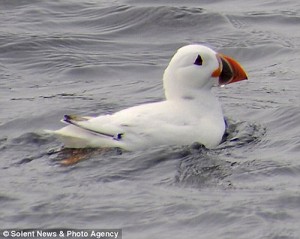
48 44 247 151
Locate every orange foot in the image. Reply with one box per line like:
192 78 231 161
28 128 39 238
57 148 114 166
58 148 94 166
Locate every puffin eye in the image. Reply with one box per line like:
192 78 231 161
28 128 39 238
194 55 203 66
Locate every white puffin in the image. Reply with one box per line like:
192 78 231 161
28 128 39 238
48 44 247 150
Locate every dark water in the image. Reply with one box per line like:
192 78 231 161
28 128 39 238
1 0 300 238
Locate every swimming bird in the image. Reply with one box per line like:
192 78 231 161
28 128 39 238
48 44 247 151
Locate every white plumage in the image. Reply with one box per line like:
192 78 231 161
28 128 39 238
47 44 247 150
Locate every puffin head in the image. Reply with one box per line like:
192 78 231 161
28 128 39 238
163 44 248 100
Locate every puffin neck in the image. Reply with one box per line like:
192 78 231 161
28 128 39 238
165 87 214 102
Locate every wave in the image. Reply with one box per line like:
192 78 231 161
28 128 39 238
1 118 267 189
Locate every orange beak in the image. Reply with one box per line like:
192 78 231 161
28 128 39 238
212 53 248 85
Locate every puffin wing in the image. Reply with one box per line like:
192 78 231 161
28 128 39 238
61 114 124 140
49 101 224 149
55 102 179 149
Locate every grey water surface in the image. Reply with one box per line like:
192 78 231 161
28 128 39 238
1 0 300 238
